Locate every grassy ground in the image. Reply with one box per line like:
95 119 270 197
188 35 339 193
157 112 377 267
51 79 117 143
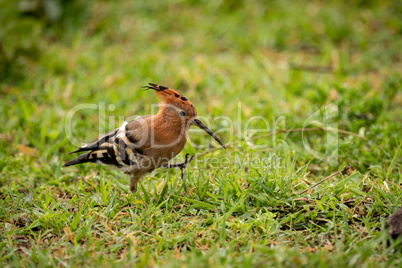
1 0 401 266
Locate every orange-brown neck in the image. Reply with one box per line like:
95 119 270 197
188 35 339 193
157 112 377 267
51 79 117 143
146 110 189 151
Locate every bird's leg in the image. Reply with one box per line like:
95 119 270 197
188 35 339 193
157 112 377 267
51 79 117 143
166 153 195 169
130 175 141 194
166 153 195 181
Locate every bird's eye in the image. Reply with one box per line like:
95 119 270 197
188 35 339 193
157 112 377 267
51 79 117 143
178 111 186 116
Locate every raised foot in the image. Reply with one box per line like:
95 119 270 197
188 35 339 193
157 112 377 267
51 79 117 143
168 153 195 169
167 153 195 181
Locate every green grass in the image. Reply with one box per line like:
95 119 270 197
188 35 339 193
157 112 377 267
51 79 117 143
1 0 401 266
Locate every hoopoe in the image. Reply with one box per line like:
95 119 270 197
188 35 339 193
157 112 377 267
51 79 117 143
63 83 225 193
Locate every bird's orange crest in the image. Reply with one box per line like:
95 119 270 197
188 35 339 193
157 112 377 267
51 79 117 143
144 83 197 117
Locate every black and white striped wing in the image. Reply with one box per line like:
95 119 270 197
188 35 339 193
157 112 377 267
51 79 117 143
63 120 146 169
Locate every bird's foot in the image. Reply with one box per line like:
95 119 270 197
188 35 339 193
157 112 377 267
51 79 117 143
167 154 195 181
167 153 195 169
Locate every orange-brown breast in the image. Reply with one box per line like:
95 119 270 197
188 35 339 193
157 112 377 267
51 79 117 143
139 115 188 166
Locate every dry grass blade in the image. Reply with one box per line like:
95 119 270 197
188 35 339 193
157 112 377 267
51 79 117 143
299 165 352 194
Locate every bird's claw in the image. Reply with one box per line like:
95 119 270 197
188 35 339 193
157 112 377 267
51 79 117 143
178 153 195 169
178 154 194 183
167 153 195 169
166 154 195 182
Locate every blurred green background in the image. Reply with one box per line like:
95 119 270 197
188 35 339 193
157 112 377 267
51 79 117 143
0 0 401 266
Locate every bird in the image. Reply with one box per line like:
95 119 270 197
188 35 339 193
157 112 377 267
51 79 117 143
63 83 226 194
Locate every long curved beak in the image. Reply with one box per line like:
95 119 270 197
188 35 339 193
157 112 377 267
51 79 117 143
191 118 226 149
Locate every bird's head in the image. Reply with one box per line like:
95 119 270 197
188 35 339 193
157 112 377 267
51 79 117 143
145 83 226 149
